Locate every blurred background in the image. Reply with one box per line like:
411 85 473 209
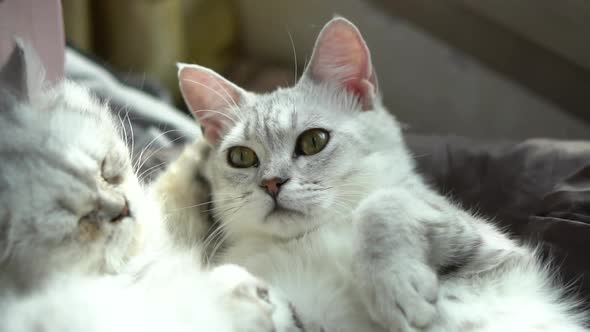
62 0 590 140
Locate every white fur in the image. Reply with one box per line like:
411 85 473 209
0 79 151 290
174 18 589 332
0 252 298 332
0 42 300 331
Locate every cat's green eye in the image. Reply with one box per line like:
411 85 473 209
227 146 259 168
296 128 330 156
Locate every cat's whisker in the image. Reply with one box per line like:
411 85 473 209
135 132 188 173
211 191 242 196
202 223 228 257
132 129 178 171
204 229 231 267
201 200 245 213
125 111 135 158
135 131 193 180
210 202 244 221
411 153 431 159
314 185 365 192
206 204 245 264
208 195 248 217
202 213 232 254
326 181 373 191
137 160 170 183
203 218 232 252
134 129 184 164
203 202 246 265
315 183 369 195
116 110 129 152
167 197 242 213
285 28 298 85
133 130 186 173
111 102 135 151
212 191 251 197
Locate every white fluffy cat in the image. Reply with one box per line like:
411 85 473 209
167 17 589 331
0 40 302 332
0 253 300 332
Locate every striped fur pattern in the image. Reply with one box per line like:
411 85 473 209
173 17 589 332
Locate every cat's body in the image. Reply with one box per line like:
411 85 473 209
221 217 379 331
219 190 585 332
166 18 589 331
194 85 587 331
0 41 301 332
1 251 299 332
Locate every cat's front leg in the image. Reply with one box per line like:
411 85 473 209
353 187 481 332
352 188 439 331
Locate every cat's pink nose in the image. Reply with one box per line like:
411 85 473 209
260 177 289 198
110 199 130 223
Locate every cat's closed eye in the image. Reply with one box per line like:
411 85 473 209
228 146 259 168
295 128 330 156
101 158 124 185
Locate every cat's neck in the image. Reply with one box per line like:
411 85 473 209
220 217 351 264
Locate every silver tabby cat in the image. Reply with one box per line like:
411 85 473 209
157 17 589 331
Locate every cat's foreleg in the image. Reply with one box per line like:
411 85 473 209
352 187 480 332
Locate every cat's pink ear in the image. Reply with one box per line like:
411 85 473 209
178 63 245 145
304 17 377 111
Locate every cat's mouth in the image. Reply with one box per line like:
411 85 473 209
265 204 305 221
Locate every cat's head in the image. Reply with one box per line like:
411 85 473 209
0 40 153 288
179 18 413 239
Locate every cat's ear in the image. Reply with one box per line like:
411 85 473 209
178 63 246 145
0 38 45 101
303 17 377 111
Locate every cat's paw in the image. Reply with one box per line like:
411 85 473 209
355 255 439 332
210 264 304 332
383 263 438 332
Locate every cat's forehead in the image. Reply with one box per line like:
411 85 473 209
232 88 310 145
222 83 358 149
18 82 126 162
246 88 297 115
241 86 324 129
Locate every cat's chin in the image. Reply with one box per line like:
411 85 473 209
260 208 328 240
264 206 306 221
